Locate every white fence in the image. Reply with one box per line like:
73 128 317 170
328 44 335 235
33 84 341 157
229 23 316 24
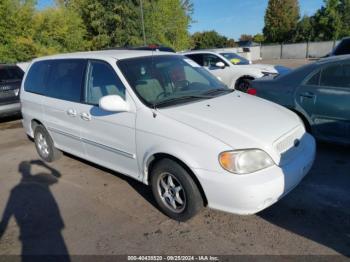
259 40 340 60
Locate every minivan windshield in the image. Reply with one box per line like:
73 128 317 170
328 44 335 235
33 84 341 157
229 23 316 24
220 53 250 65
118 55 231 107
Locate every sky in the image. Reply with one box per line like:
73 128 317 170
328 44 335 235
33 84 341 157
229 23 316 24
37 0 325 40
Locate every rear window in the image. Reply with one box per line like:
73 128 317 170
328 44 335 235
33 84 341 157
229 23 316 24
0 66 24 81
333 39 350 56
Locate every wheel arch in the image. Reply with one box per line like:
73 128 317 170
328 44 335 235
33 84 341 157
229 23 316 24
234 75 255 88
145 153 208 206
289 108 312 132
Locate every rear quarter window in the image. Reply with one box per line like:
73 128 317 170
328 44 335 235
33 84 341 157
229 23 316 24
24 61 51 95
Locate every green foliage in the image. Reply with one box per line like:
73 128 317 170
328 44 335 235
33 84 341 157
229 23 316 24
144 0 192 51
0 0 193 62
239 34 253 41
191 31 236 49
253 33 265 43
33 7 88 55
263 0 300 43
262 0 350 43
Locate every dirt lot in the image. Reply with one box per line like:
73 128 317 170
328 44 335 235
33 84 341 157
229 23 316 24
0 59 349 258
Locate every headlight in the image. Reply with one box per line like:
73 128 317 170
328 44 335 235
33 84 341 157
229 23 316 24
219 149 274 174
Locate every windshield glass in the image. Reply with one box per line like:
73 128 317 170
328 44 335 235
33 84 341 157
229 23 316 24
220 53 250 65
118 55 229 107
0 66 24 82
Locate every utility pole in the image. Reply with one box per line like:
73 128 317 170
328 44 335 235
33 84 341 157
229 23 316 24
140 0 146 45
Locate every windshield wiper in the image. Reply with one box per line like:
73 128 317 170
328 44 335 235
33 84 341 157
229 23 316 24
202 88 234 96
154 95 212 108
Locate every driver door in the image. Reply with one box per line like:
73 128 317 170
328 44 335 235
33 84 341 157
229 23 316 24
76 59 139 179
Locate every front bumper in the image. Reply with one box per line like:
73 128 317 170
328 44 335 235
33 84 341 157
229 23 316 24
0 102 21 117
193 133 316 215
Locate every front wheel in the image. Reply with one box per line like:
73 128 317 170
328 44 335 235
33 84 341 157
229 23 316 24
235 78 253 92
150 159 203 221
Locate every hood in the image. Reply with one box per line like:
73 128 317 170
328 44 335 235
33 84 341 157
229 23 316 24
159 92 302 162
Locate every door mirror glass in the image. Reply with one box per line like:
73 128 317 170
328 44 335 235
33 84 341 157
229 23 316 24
99 95 129 112
215 61 226 68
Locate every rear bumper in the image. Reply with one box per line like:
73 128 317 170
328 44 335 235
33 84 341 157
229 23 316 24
0 102 21 117
193 133 316 215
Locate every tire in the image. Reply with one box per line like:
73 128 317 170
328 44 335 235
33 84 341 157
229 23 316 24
34 125 62 162
150 159 203 221
235 78 252 92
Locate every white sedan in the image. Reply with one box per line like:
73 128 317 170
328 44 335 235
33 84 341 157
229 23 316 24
182 50 289 91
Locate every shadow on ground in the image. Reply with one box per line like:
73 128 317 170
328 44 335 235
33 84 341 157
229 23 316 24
258 142 350 256
0 160 70 261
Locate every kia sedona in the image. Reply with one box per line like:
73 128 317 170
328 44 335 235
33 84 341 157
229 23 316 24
21 50 316 221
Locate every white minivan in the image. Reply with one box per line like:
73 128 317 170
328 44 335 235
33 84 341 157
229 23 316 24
21 50 316 221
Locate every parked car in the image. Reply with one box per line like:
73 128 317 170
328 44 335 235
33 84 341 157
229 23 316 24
0 64 24 117
182 50 289 91
21 50 315 221
329 37 350 56
250 55 350 145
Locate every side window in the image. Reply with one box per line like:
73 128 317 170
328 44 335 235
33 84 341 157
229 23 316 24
185 54 204 66
24 61 51 95
320 64 349 88
46 59 86 102
203 54 226 67
305 70 320 86
84 60 126 105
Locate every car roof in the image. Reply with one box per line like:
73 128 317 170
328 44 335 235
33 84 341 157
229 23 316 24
316 54 350 64
32 50 177 62
182 50 220 55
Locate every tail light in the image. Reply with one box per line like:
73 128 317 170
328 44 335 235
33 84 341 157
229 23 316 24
247 88 257 96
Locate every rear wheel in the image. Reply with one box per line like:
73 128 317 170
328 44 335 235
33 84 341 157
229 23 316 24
150 159 203 221
34 125 62 162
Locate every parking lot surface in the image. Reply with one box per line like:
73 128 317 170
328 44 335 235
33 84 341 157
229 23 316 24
0 117 349 257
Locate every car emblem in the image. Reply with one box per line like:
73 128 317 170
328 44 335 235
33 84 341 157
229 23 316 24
294 139 300 147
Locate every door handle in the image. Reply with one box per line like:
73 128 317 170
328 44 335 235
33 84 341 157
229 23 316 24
300 92 315 99
66 108 77 117
80 112 91 121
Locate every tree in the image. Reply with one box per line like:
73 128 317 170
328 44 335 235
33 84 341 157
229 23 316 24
339 0 350 37
293 15 314 42
312 0 341 41
66 0 144 50
144 0 192 50
0 0 36 62
239 34 253 41
253 33 265 43
32 7 88 56
191 31 231 49
263 0 300 43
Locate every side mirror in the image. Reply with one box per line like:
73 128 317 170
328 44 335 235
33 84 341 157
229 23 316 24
99 95 129 112
215 61 226 68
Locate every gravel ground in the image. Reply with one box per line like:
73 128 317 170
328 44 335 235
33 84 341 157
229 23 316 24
0 117 349 258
